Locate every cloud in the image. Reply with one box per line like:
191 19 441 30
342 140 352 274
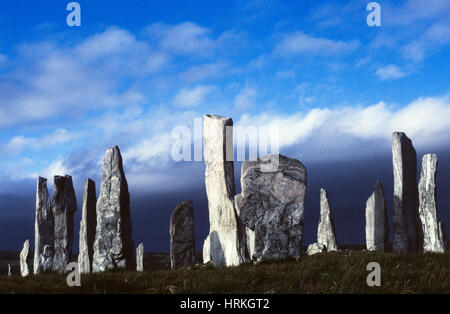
233 86 257 111
180 62 228 82
173 85 215 107
235 94 450 161
5 129 82 155
384 0 450 27
147 22 216 56
274 31 359 57
375 65 407 80
402 21 450 62
0 27 158 128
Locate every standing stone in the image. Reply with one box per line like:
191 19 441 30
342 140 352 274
93 146 134 272
7 264 11 277
307 243 326 256
78 179 97 273
136 243 144 272
317 189 338 252
51 175 77 273
34 177 54 274
235 155 307 261
392 132 420 253
20 240 30 277
202 114 245 267
365 181 389 252
170 201 195 269
418 154 447 253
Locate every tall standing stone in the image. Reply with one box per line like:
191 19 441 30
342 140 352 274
136 243 144 272
202 114 245 267
170 201 195 269
365 181 389 252
392 132 420 253
317 189 338 252
52 175 77 273
235 155 307 261
20 239 30 277
93 146 134 272
34 177 54 274
78 179 97 273
418 154 447 253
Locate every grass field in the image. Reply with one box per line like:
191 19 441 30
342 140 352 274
0 250 448 294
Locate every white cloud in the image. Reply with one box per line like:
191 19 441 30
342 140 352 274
180 62 228 82
235 95 450 160
375 65 407 80
148 22 215 56
233 86 257 111
5 129 82 155
385 0 450 27
173 85 215 107
274 31 359 57
40 158 73 180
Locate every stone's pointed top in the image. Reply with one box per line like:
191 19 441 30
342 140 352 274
205 114 230 120
392 132 415 150
38 176 47 182
103 146 124 171
85 178 95 184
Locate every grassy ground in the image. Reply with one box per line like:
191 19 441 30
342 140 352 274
0 250 448 294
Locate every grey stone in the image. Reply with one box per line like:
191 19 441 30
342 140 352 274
170 201 195 270
202 115 246 267
93 146 134 272
34 177 54 274
136 243 144 272
78 179 97 273
365 181 389 252
307 243 326 256
20 239 30 277
41 245 53 272
51 175 77 273
418 154 447 253
317 189 338 252
235 155 307 261
7 264 11 277
392 132 420 253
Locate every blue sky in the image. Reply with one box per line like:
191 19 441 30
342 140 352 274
0 1 449 250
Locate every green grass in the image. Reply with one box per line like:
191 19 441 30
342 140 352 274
1 250 449 294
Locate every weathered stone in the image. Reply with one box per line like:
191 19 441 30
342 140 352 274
93 146 134 272
392 132 420 253
365 181 389 252
235 155 307 261
7 264 11 277
34 177 54 274
20 239 30 277
170 201 195 270
202 114 246 267
317 189 338 252
41 245 53 272
136 243 144 272
418 154 447 253
51 175 77 273
78 179 97 273
307 243 326 256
